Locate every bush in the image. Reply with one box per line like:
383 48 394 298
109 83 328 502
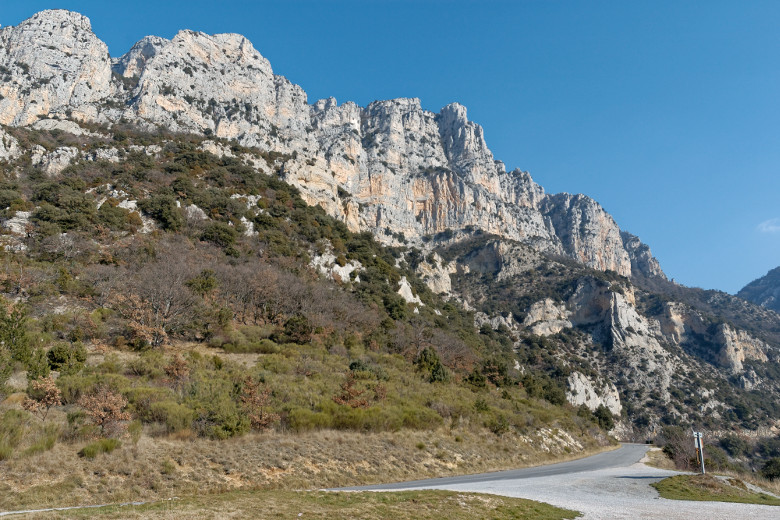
78 438 121 459
47 342 87 373
762 457 780 481
719 435 749 457
125 386 175 420
149 400 195 433
594 405 615 430
187 371 249 439
200 222 238 248
0 409 27 461
287 407 333 432
415 347 449 383
139 194 183 231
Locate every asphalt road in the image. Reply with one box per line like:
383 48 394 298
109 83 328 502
339 443 650 491
338 444 780 519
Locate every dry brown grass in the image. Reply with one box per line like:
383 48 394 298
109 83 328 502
641 446 676 470
0 426 611 512
13 490 580 519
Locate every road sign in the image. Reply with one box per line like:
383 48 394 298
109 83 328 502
693 432 705 474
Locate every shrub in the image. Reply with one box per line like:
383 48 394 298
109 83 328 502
47 342 87 373
719 435 749 457
125 386 175 420
762 457 780 481
139 194 183 231
149 400 195 433
0 409 27 460
23 375 62 422
594 405 615 430
25 348 50 381
78 385 131 436
187 372 249 439
415 347 448 383
78 438 121 459
200 222 238 248
287 407 332 432
281 314 312 344
0 302 31 365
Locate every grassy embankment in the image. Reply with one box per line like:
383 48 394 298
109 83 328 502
3 490 580 519
652 474 780 506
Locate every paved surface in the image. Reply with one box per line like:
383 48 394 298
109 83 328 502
341 444 779 519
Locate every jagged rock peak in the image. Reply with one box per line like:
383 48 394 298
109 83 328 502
113 35 170 78
0 9 112 125
541 193 631 277
621 231 666 280
16 9 94 31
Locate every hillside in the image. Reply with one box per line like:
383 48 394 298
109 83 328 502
0 8 780 508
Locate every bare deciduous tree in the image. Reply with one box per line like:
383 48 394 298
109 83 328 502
22 375 62 422
78 385 131 437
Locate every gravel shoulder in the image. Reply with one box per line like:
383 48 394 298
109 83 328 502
348 444 779 519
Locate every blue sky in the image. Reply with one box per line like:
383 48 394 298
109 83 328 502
3 1 779 293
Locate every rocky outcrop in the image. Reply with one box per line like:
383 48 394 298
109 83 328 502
415 253 457 296
31 146 80 176
397 276 423 305
112 35 169 79
540 194 630 277
31 118 105 137
522 299 572 336
0 10 112 125
566 371 621 416
0 128 21 161
621 231 666 279
713 323 769 373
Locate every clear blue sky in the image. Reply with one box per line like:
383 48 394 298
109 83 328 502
3 1 780 293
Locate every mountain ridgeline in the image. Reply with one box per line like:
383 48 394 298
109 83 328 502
1 8 780 446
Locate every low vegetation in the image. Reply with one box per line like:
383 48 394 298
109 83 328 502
18 489 580 519
652 474 780 506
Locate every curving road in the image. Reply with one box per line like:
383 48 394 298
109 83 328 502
339 444 779 519
340 443 649 491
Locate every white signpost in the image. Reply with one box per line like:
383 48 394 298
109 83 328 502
693 431 705 474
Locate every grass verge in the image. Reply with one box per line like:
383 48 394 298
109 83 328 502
652 474 780 506
15 490 580 519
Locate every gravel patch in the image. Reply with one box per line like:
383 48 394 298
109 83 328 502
368 448 779 519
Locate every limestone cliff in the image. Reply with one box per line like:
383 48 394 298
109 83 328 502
0 10 664 280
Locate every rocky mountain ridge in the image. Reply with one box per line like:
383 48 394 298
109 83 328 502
0 9 660 279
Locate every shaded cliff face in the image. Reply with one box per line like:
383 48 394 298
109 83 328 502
0 9 664 280
738 267 780 312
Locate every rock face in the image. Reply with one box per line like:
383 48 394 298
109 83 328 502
0 10 112 125
0 128 21 161
0 10 665 281
713 324 769 373
566 371 621 416
111 35 169 79
540 194 631 276
522 298 572 336
738 266 780 312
